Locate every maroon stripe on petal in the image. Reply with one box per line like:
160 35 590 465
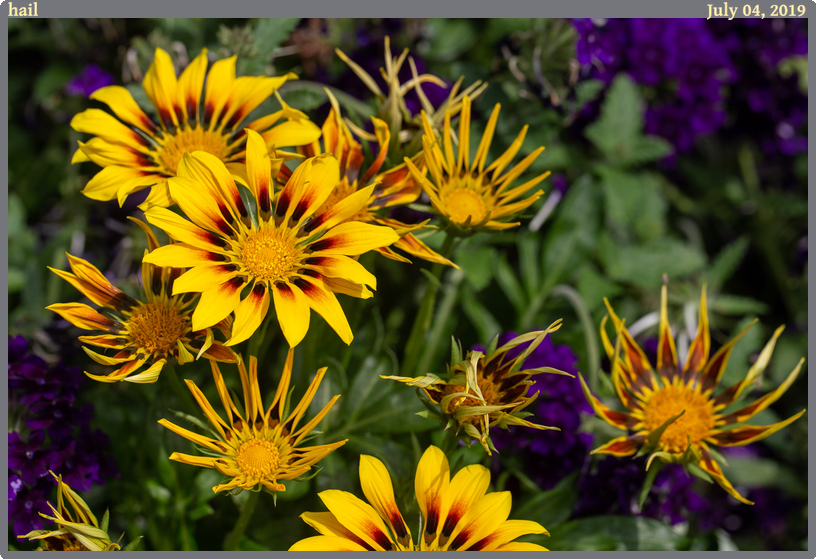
291 199 309 223
303 257 328 266
276 189 292 217
309 238 337 253
363 521 394 550
448 528 471 551
303 213 328 234
159 108 174 129
203 103 215 127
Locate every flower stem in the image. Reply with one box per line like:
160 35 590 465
225 490 261 551
163 364 198 417
399 234 457 377
551 284 600 394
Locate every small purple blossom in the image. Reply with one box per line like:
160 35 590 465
64 64 115 98
486 332 593 490
8 478 54 537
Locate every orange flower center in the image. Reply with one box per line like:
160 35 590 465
441 375 501 425
44 536 92 551
443 187 488 226
128 301 187 356
642 384 715 454
156 127 230 175
241 228 299 282
235 438 280 479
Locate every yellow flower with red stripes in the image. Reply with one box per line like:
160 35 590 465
383 323 569 455
579 284 806 505
405 95 550 234
71 47 319 209
295 91 455 268
159 349 346 495
142 129 399 348
46 218 236 384
289 445 548 551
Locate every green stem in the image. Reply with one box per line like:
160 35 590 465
551 284 600 394
416 268 465 375
224 491 261 551
399 234 457 377
439 427 459 457
518 234 576 332
164 364 199 417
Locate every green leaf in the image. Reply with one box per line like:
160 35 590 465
576 265 622 312
599 169 666 238
600 236 707 288
585 74 642 159
460 286 500 345
450 336 462 366
705 236 749 289
686 462 713 483
574 79 604 111
456 243 497 292
646 410 685 448
494 255 527 315
187 503 214 522
424 19 477 62
122 536 143 551
709 294 769 316
252 18 299 56
620 136 673 166
546 515 687 551
512 473 578 530
638 460 663 511
34 65 75 102
100 509 110 533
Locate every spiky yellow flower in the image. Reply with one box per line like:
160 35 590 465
384 323 570 454
335 35 487 156
579 284 806 505
289 445 548 551
20 471 139 551
46 218 236 384
71 47 319 209
404 95 550 234
159 349 346 494
142 129 399 348
295 90 455 267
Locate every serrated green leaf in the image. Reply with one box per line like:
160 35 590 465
252 18 300 56
705 236 749 289
456 243 497 292
574 79 604 111
585 74 643 159
122 536 143 551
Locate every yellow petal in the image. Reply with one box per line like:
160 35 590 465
309 221 399 257
271 282 311 348
142 47 180 129
289 536 368 551
445 491 512 551
359 455 412 548
227 283 270 346
467 519 548 551
90 85 159 136
292 275 352 345
191 278 245 331
176 49 208 123
317 490 395 551
70 109 150 152
262 119 322 150
415 445 450 546
439 464 491 544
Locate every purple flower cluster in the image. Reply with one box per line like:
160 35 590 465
709 19 808 156
64 64 116 98
485 332 593 490
8 336 117 537
573 18 734 155
573 456 707 526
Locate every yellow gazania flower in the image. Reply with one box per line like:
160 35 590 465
46 218 236 384
294 90 455 268
384 323 569 454
143 129 400 348
158 349 346 494
70 47 320 209
405 95 550 234
579 284 806 505
20 471 137 551
289 445 548 551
